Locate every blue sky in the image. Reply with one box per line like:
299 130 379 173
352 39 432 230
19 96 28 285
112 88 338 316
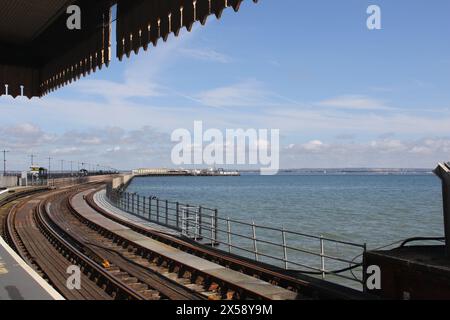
1 0 450 170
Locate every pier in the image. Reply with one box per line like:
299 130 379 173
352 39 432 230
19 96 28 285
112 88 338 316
132 168 240 177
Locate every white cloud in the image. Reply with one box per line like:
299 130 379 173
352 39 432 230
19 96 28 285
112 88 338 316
0 124 174 170
302 140 324 151
2 120 450 170
282 138 450 168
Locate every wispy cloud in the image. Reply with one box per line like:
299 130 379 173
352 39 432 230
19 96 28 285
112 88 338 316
316 95 393 111
68 26 200 102
72 79 163 102
178 48 232 63
195 79 274 108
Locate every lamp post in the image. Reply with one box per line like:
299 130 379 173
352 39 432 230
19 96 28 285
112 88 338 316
48 157 52 182
29 153 37 166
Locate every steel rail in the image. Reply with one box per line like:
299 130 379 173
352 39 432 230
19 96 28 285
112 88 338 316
2 186 145 299
35 198 147 300
44 190 206 300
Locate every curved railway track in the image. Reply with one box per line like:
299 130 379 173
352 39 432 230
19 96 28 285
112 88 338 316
0 181 370 300
1 185 206 300
43 189 207 300
3 187 147 300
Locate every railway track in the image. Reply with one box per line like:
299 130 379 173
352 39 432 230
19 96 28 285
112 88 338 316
4 193 108 299
2 185 206 300
43 189 207 300
0 182 368 300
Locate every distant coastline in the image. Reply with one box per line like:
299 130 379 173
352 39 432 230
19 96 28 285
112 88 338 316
128 168 435 176
238 168 434 175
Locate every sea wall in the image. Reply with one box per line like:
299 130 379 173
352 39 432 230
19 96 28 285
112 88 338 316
111 174 133 190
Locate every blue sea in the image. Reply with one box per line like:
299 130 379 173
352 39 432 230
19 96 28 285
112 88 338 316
126 173 443 246
125 173 444 287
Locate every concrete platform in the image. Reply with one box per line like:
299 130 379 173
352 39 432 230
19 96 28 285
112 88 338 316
0 237 64 300
76 190 298 300
94 189 180 236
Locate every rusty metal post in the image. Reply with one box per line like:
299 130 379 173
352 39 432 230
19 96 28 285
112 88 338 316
442 178 450 255
433 163 450 256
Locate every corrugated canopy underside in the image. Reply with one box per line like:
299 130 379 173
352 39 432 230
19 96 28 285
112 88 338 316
0 0 75 45
0 0 257 98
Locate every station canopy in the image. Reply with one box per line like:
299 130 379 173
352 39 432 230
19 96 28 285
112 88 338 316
0 0 257 98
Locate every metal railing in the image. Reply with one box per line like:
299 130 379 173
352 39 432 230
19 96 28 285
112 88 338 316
106 184 367 288
106 184 219 244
